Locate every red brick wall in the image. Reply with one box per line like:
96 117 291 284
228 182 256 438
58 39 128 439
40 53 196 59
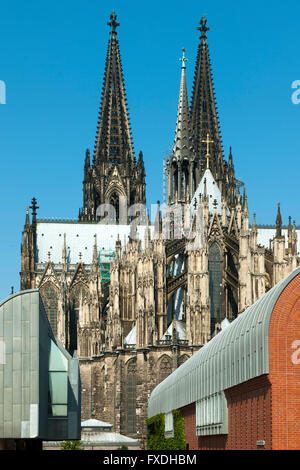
179 272 300 450
180 376 271 450
224 375 272 450
269 273 300 450
180 403 198 450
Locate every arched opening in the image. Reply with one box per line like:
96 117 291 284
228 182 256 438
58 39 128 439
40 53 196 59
69 283 88 355
159 356 172 383
109 192 120 222
181 160 189 202
40 282 59 336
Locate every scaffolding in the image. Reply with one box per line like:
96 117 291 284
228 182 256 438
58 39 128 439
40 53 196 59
99 249 115 287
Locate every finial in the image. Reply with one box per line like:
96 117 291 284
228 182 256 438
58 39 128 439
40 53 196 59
276 202 282 238
198 16 209 39
107 11 119 33
179 48 188 69
228 147 233 167
85 149 90 167
29 197 39 224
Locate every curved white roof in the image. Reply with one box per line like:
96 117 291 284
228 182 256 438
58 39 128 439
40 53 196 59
148 266 300 417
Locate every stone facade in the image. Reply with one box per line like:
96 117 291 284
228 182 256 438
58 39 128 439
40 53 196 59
19 13 299 442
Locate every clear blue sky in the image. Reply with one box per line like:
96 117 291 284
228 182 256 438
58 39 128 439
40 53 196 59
0 0 300 299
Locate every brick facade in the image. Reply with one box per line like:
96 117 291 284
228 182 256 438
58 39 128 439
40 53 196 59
269 273 300 450
179 272 300 450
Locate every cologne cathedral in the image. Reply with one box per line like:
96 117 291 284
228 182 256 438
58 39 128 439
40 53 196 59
20 12 299 440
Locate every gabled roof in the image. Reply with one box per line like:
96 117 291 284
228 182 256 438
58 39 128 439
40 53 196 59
191 168 222 214
81 419 112 429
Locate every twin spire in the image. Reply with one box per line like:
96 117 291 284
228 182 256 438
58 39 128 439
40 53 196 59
94 11 134 165
173 16 223 173
190 16 223 167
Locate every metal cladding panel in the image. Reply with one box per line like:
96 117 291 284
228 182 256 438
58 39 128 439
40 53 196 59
148 267 300 417
0 290 40 438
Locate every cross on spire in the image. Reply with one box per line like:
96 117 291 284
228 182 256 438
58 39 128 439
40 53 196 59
179 48 188 69
201 132 214 168
198 16 209 39
107 11 119 33
29 197 39 226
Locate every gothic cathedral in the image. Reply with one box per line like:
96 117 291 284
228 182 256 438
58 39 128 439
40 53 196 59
20 12 299 441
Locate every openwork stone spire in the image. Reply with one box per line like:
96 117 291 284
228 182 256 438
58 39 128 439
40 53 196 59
190 16 223 176
173 48 195 161
94 11 134 165
80 12 146 222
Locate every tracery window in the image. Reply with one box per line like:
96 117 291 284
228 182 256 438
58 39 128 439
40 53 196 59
159 356 172 383
208 242 221 336
179 355 189 366
69 284 88 354
40 283 58 336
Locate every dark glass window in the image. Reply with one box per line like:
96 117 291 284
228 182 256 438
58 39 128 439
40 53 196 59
208 243 221 335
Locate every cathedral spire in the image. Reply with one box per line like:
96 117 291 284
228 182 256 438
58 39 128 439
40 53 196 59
94 11 134 165
173 48 194 161
191 16 223 175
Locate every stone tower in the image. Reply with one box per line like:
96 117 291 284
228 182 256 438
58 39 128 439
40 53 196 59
79 11 146 223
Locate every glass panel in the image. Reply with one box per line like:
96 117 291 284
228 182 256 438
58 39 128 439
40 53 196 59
49 372 68 404
49 339 68 372
51 405 68 417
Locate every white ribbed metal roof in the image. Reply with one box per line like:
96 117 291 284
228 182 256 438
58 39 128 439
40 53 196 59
148 266 300 417
36 222 153 265
257 227 300 254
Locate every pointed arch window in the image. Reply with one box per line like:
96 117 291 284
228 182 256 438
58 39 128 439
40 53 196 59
40 283 58 336
208 242 221 336
110 192 120 222
159 356 172 383
70 283 88 355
